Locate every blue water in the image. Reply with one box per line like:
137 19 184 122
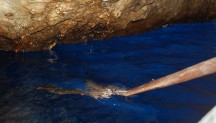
0 22 216 123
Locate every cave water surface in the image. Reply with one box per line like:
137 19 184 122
0 22 216 123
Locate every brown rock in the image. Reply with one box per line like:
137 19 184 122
0 0 215 51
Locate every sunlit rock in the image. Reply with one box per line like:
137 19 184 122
0 0 216 51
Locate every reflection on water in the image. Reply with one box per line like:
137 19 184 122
0 22 216 123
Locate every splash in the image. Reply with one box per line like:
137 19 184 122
36 81 128 99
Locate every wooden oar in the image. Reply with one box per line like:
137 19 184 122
37 57 216 99
122 57 216 96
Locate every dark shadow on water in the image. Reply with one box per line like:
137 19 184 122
0 22 216 123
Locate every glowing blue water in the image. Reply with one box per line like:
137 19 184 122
0 22 216 123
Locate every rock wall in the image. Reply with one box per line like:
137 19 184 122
0 0 216 51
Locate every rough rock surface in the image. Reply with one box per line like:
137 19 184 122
0 0 216 51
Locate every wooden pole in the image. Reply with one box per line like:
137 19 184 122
123 57 216 96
